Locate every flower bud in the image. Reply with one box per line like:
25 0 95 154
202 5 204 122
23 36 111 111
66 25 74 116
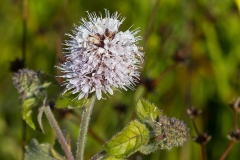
12 69 41 100
154 116 189 150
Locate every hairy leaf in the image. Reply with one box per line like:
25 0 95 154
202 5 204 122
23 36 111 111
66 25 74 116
135 98 161 122
25 139 65 160
104 120 149 158
22 98 39 130
39 72 62 101
19 71 62 130
138 143 158 155
55 91 89 109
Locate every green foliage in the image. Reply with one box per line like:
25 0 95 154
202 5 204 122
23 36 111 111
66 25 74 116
24 139 65 160
138 143 158 155
99 98 189 159
14 70 62 131
2 0 240 159
38 106 45 133
135 98 162 122
104 157 126 160
39 72 62 101
104 120 149 158
21 98 40 130
55 91 89 109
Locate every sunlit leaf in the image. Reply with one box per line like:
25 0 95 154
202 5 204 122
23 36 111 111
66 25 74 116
50 147 66 160
65 133 72 151
21 97 46 132
90 151 107 160
105 156 126 160
104 120 149 158
21 98 39 130
25 139 65 160
135 98 162 122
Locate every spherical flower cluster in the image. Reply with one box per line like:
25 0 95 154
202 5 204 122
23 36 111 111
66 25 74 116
12 69 41 100
58 10 144 100
154 116 189 150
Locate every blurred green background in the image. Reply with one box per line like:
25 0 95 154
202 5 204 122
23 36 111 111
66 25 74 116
1 0 240 159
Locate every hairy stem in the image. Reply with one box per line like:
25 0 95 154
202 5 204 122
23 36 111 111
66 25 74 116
71 111 105 145
90 150 106 160
76 95 97 160
43 105 74 160
220 141 235 160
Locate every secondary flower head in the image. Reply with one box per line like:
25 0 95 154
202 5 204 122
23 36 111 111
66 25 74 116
12 69 41 100
154 116 189 150
58 9 144 100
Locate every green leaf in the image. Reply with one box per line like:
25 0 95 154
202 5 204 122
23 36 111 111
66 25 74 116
17 71 62 131
104 120 149 158
135 98 162 122
39 72 62 101
38 106 45 133
55 91 89 109
105 156 126 160
138 143 158 155
22 98 39 130
21 98 46 132
25 139 65 160
50 147 66 160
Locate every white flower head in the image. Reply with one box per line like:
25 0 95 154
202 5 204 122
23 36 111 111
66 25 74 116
58 9 144 100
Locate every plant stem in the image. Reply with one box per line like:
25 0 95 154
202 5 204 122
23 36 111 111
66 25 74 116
71 111 105 145
192 118 199 135
21 119 26 160
192 118 205 160
76 95 97 160
21 0 27 159
43 105 74 160
220 141 235 160
22 0 27 65
234 109 239 130
200 144 205 160
90 150 106 160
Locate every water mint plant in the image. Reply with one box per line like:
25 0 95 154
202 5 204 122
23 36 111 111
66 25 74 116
12 9 190 160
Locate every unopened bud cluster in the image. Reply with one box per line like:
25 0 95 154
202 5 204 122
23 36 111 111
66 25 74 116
187 107 202 119
228 129 240 142
154 115 189 150
12 69 41 100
